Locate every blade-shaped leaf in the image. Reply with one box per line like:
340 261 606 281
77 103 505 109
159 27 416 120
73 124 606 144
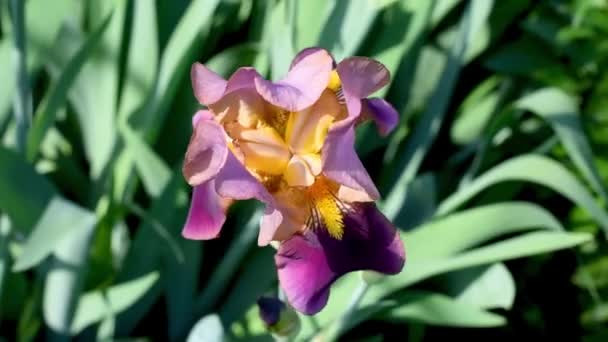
13 197 96 271
187 314 225 342
515 87 608 201
43 220 96 336
70 272 160 334
369 231 591 300
409 201 563 260
436 154 608 236
383 0 494 218
443 263 516 310
379 290 506 327
0 146 56 232
26 13 112 161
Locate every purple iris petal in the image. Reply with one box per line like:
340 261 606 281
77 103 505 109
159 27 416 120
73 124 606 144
183 112 229 186
182 181 226 240
289 47 336 70
213 151 284 246
363 98 399 136
255 49 333 112
336 57 390 118
322 118 380 200
276 203 405 315
191 63 260 106
182 113 283 243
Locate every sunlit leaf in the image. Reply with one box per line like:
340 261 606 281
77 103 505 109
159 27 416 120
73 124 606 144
187 314 225 342
515 87 608 201
436 155 608 235
379 290 506 327
13 197 96 271
70 272 160 334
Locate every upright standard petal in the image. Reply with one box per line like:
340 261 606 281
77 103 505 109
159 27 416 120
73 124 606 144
363 98 399 136
255 49 333 112
191 63 260 106
336 57 390 117
182 181 226 240
183 113 229 186
276 203 405 315
322 119 380 200
289 47 335 70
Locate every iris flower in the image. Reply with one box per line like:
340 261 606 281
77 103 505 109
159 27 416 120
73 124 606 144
182 48 405 315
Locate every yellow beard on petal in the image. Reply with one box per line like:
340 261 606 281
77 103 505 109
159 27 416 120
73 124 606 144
307 178 344 240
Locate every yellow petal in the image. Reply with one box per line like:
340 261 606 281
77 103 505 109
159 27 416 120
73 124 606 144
236 126 290 175
285 90 340 154
299 153 322 176
210 90 261 128
284 155 315 187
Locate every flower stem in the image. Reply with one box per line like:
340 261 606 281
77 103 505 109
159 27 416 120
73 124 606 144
320 280 370 341
9 0 32 154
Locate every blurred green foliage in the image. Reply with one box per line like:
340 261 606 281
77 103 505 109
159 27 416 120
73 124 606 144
1 0 608 341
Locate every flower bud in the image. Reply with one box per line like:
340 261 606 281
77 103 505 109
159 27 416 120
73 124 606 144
257 296 300 337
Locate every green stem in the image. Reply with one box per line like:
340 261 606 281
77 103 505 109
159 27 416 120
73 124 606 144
321 281 370 341
9 0 32 154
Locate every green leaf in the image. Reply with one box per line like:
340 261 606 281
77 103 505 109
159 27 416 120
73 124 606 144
13 197 96 271
294 0 331 50
0 146 56 232
514 87 608 201
165 239 202 341
118 0 158 122
268 0 295 79
409 201 563 260
43 220 97 336
70 0 125 179
0 216 10 302
135 0 221 137
380 291 506 327
26 13 112 161
195 205 261 315
383 0 494 218
70 272 160 334
115 175 186 334
444 263 516 310
120 123 171 198
450 76 502 145
205 43 260 78
187 314 225 342
371 231 591 299
317 0 382 61
219 247 276 325
0 41 15 129
436 154 608 236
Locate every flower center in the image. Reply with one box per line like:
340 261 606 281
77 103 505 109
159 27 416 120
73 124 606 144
227 89 342 190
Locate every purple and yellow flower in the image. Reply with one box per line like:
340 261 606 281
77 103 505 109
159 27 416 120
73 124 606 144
182 48 405 315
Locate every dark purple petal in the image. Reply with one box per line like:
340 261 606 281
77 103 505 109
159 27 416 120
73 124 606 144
322 118 380 200
182 181 226 240
257 296 286 326
183 112 229 186
276 203 405 314
255 49 333 112
363 98 399 136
